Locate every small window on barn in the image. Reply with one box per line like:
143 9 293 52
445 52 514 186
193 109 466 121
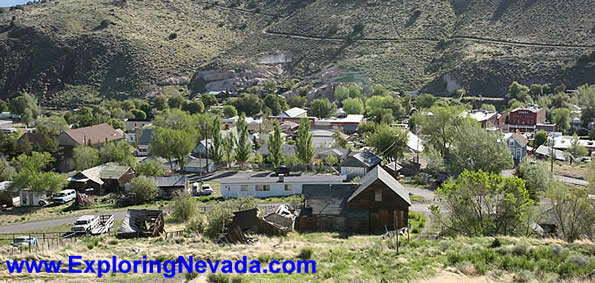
241 185 249 192
263 185 271 191
256 185 270 191
375 188 382 202
284 184 292 191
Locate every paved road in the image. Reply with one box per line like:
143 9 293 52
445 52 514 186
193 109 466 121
0 209 130 234
501 169 589 186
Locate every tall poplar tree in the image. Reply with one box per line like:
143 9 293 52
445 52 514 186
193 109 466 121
296 118 315 167
268 121 283 168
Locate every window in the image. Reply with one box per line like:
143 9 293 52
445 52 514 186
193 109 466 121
284 184 292 191
256 185 271 191
240 185 249 192
374 188 382 202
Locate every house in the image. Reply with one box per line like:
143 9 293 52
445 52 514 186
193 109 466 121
153 175 190 200
135 127 153 156
125 120 152 133
220 175 345 198
280 121 300 136
68 163 135 195
507 105 546 133
57 123 125 171
313 115 365 134
311 129 342 148
340 151 382 180
278 107 307 119
468 110 500 128
297 166 411 233
553 136 595 155
315 147 349 161
191 139 212 158
504 132 528 165
257 143 296 157
184 158 216 174
535 145 567 161
137 156 179 171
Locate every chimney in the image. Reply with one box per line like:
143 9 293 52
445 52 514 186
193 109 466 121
278 174 285 183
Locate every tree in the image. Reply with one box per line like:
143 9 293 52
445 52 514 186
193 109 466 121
0 99 8 112
170 192 197 222
514 159 552 200
0 159 15 181
10 152 67 193
568 134 588 158
130 109 147 120
342 98 364 114
288 96 307 108
135 160 167 177
553 108 571 132
480 104 496 112
227 93 263 116
99 140 135 167
529 84 544 97
263 94 288 116
167 93 185 109
234 114 252 167
223 131 235 168
366 95 403 122
223 105 238 117
151 127 196 171
309 98 336 118
366 124 408 161
415 105 466 158
295 118 315 167
431 170 534 237
447 122 513 174
153 109 198 137
332 129 348 149
209 116 224 164
544 182 594 242
199 94 218 109
129 176 158 204
267 121 283 168
534 130 548 148
154 95 168 111
35 115 68 136
507 81 531 103
414 93 436 109
182 100 204 114
324 154 338 166
357 120 377 137
10 92 41 120
73 146 100 170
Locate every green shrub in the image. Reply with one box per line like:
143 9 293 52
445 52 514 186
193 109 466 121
297 248 313 260
108 239 119 245
208 273 230 283
490 238 502 248
187 215 207 233
170 192 197 222
513 242 529 256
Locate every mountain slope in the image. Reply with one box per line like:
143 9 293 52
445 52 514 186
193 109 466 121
0 0 593 105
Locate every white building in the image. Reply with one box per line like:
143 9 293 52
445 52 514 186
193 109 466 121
220 175 345 198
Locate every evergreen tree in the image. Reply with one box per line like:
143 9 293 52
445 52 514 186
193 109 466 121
209 116 224 164
223 131 235 168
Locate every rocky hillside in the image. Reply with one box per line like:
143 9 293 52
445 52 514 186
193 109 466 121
0 0 593 105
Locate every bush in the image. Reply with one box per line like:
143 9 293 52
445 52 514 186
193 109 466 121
170 192 197 222
129 176 158 204
297 248 313 260
513 242 529 256
187 215 207 233
208 273 230 283
204 198 256 238
490 238 502 248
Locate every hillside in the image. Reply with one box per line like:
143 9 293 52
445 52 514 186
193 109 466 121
0 0 593 105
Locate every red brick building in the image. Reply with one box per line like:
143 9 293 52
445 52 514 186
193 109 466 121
508 105 546 133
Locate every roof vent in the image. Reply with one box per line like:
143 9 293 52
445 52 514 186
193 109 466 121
278 174 285 183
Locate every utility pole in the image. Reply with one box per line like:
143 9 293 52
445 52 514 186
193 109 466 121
550 133 554 173
205 122 209 176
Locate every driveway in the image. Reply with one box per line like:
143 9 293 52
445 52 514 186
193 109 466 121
0 209 130 234
502 169 589 186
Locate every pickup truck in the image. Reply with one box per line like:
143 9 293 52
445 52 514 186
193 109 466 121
71 214 115 235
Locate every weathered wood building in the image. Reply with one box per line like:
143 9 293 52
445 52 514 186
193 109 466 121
297 166 411 233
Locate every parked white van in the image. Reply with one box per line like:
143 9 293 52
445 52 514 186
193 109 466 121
53 189 76 204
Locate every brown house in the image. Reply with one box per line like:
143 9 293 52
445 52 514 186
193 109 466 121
58 123 124 171
297 166 411 233
68 163 135 195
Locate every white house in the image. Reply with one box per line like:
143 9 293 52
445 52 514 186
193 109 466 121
220 175 345 198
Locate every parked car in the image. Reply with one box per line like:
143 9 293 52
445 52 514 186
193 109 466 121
71 215 99 233
53 189 76 204
11 236 37 247
195 183 214 196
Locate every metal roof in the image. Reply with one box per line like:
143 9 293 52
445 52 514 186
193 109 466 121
220 175 345 185
347 166 411 205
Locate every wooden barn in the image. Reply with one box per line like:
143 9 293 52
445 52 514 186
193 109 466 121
297 166 411 233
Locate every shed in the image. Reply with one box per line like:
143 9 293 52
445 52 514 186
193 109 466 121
153 175 190 200
117 209 165 238
340 151 381 180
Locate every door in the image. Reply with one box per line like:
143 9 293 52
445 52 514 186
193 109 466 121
369 208 390 232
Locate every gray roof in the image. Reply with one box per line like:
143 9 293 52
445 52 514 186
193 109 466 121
535 145 567 161
186 158 215 168
302 184 363 216
340 151 381 168
152 175 187 188
257 143 296 156
315 147 349 159
347 166 411 205
138 128 153 146
278 107 307 118
221 175 344 185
